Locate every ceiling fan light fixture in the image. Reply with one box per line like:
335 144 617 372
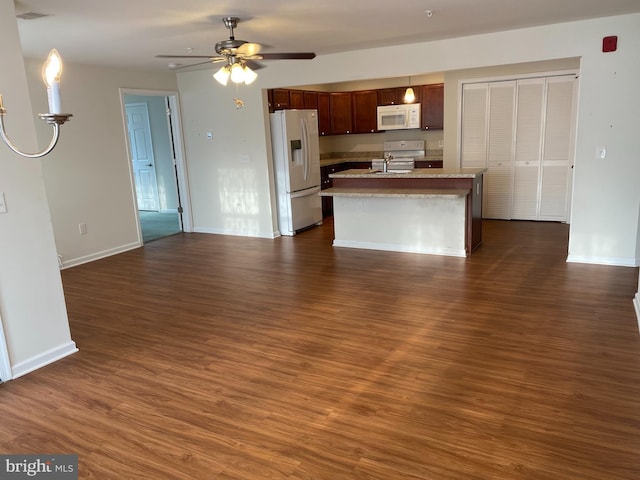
404 87 415 103
213 65 230 85
230 62 246 83
243 65 257 85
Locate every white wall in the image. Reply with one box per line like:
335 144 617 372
0 0 76 378
178 13 640 268
567 22 640 266
25 61 179 267
176 75 277 237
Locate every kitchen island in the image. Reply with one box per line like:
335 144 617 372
320 168 485 257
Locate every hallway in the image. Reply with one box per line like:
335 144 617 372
139 211 181 243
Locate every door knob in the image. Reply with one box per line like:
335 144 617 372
146 163 153 167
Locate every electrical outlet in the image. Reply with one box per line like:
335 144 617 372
79 223 87 235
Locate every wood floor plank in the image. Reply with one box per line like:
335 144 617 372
1 219 639 479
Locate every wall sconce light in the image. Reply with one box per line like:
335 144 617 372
0 49 72 158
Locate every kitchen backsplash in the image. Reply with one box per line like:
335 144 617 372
319 129 443 157
320 150 443 160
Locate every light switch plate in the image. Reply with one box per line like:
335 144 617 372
0 192 7 214
597 146 607 159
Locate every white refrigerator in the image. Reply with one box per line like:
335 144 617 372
270 109 322 236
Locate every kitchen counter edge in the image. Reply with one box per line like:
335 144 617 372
320 156 442 168
329 168 486 179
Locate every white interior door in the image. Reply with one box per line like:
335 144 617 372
539 76 576 221
126 102 160 211
485 81 516 219
461 83 489 169
513 78 544 219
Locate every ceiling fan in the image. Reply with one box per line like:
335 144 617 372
156 16 316 85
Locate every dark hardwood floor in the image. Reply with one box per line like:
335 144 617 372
1 219 639 479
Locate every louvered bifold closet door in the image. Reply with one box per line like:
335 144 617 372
461 83 489 168
484 81 516 219
512 78 545 220
539 75 576 221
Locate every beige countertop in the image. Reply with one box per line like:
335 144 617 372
329 168 486 179
320 158 367 167
319 187 469 198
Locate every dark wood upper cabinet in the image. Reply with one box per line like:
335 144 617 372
303 91 318 110
267 89 274 113
329 92 353 135
268 82 444 134
352 90 379 134
377 87 404 106
419 83 444 130
316 92 330 136
272 89 291 110
289 90 305 109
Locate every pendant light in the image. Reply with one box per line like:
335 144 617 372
404 77 415 103
404 87 415 103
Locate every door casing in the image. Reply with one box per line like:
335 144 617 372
119 88 193 244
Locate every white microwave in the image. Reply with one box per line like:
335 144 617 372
377 103 421 130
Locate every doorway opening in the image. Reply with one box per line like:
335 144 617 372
120 89 192 244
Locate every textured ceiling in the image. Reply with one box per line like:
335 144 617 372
14 0 640 71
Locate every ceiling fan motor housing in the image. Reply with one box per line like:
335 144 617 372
215 39 247 55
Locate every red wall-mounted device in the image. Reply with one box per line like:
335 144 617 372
603 36 618 53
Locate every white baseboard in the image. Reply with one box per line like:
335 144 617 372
332 239 467 257
10 341 78 380
61 242 141 269
193 227 278 239
566 254 639 267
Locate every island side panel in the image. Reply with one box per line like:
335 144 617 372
471 175 483 253
332 195 467 257
331 175 481 255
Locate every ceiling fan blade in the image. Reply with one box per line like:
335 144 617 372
244 59 265 71
258 52 316 60
156 54 216 59
173 60 220 70
237 42 262 56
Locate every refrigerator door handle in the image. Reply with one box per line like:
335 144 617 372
300 118 309 181
289 186 321 199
